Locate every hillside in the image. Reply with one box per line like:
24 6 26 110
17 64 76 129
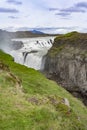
0 29 53 39
0 50 87 130
45 31 87 105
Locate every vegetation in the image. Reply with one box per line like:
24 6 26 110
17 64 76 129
48 45 65 57
48 31 87 57
0 50 87 130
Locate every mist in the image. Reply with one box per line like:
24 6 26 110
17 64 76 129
0 29 54 70
0 29 12 53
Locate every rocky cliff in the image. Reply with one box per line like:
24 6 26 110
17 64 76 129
44 32 87 105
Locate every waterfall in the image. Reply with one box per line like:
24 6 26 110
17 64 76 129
10 37 54 70
22 52 29 64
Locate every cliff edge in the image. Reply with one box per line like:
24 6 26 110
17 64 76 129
44 31 87 105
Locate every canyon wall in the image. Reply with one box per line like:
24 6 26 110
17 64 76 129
44 32 87 105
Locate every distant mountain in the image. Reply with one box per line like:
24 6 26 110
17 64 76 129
31 30 44 34
0 28 58 40
0 29 51 39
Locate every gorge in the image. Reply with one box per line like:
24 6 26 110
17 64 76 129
0 30 87 105
0 30 87 130
9 32 87 106
44 32 87 105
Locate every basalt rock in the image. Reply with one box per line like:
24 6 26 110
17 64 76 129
44 32 87 105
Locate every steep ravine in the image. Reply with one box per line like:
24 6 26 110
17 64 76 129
44 32 87 105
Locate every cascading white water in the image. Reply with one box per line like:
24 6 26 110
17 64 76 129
10 37 54 70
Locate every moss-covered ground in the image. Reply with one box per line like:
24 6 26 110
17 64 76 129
48 32 87 57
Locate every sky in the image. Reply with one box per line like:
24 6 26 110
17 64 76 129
0 0 87 33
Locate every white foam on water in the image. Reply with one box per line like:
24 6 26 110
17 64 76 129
10 36 54 70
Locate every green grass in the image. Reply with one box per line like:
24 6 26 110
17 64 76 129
54 31 79 41
47 31 87 58
48 44 65 57
0 50 87 130
48 32 79 57
61 31 78 37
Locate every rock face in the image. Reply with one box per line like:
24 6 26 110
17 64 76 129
44 32 87 105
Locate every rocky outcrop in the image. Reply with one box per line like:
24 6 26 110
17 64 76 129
44 32 87 105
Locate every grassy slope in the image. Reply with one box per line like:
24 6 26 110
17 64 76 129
0 50 87 130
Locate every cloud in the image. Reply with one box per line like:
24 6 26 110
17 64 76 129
76 2 87 8
55 12 70 17
59 2 87 14
2 26 16 32
0 7 19 13
60 7 86 13
6 0 22 5
49 2 87 18
49 8 59 11
8 16 19 19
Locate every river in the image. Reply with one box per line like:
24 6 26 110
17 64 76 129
10 36 55 70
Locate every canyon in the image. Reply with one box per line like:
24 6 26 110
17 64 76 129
44 32 87 105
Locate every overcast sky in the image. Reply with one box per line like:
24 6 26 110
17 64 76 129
0 0 87 33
